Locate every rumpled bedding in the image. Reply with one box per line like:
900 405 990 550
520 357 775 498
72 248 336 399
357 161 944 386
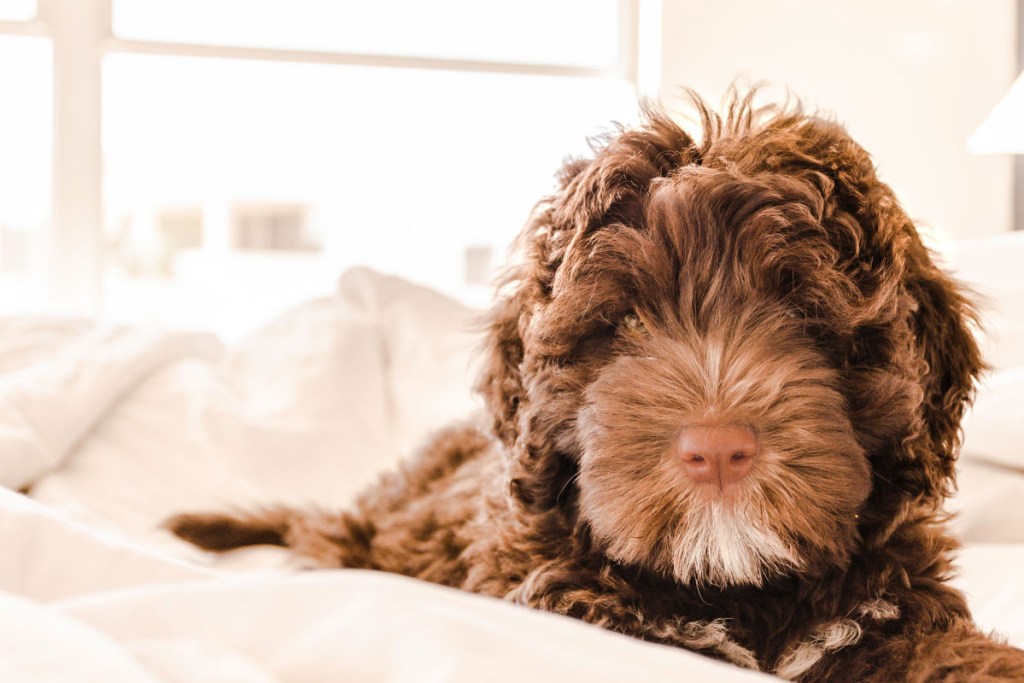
1 265 1022 682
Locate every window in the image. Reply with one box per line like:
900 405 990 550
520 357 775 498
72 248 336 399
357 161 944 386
1 0 656 339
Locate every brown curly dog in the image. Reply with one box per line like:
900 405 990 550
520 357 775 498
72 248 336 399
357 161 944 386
168 90 1024 681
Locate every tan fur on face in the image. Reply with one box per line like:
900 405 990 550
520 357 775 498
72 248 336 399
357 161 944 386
575 229 871 587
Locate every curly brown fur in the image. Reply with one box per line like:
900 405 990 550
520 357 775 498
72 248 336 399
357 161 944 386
167 89 1024 680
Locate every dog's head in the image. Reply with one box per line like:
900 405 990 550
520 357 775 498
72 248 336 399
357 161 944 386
477 91 982 588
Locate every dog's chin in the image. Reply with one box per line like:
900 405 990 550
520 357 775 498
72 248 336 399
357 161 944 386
665 497 803 588
591 495 803 589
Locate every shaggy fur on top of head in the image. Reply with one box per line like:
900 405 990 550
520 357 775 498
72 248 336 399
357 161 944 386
167 88 1024 681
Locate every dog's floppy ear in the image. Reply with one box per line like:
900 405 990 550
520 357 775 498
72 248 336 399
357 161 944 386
476 156 596 509
755 114 984 502
475 196 570 453
476 284 527 450
476 113 700 512
474 196 578 512
819 134 983 501
900 233 983 500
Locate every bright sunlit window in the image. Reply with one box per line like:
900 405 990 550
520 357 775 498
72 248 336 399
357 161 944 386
102 55 636 335
0 0 647 340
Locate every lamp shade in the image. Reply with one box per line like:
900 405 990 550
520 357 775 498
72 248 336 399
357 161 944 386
968 70 1024 154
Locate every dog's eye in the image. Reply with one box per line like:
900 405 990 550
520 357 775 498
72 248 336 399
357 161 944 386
621 312 647 336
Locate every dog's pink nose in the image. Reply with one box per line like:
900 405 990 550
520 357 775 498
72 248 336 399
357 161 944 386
677 425 758 488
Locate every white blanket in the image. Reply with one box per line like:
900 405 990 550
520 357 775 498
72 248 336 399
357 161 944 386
1 268 1022 682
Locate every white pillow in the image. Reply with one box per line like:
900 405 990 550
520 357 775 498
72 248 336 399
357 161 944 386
206 295 398 506
948 458 1024 543
29 295 397 548
952 366 1024 543
338 268 485 457
961 366 1024 470
26 269 490 551
949 232 1024 371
